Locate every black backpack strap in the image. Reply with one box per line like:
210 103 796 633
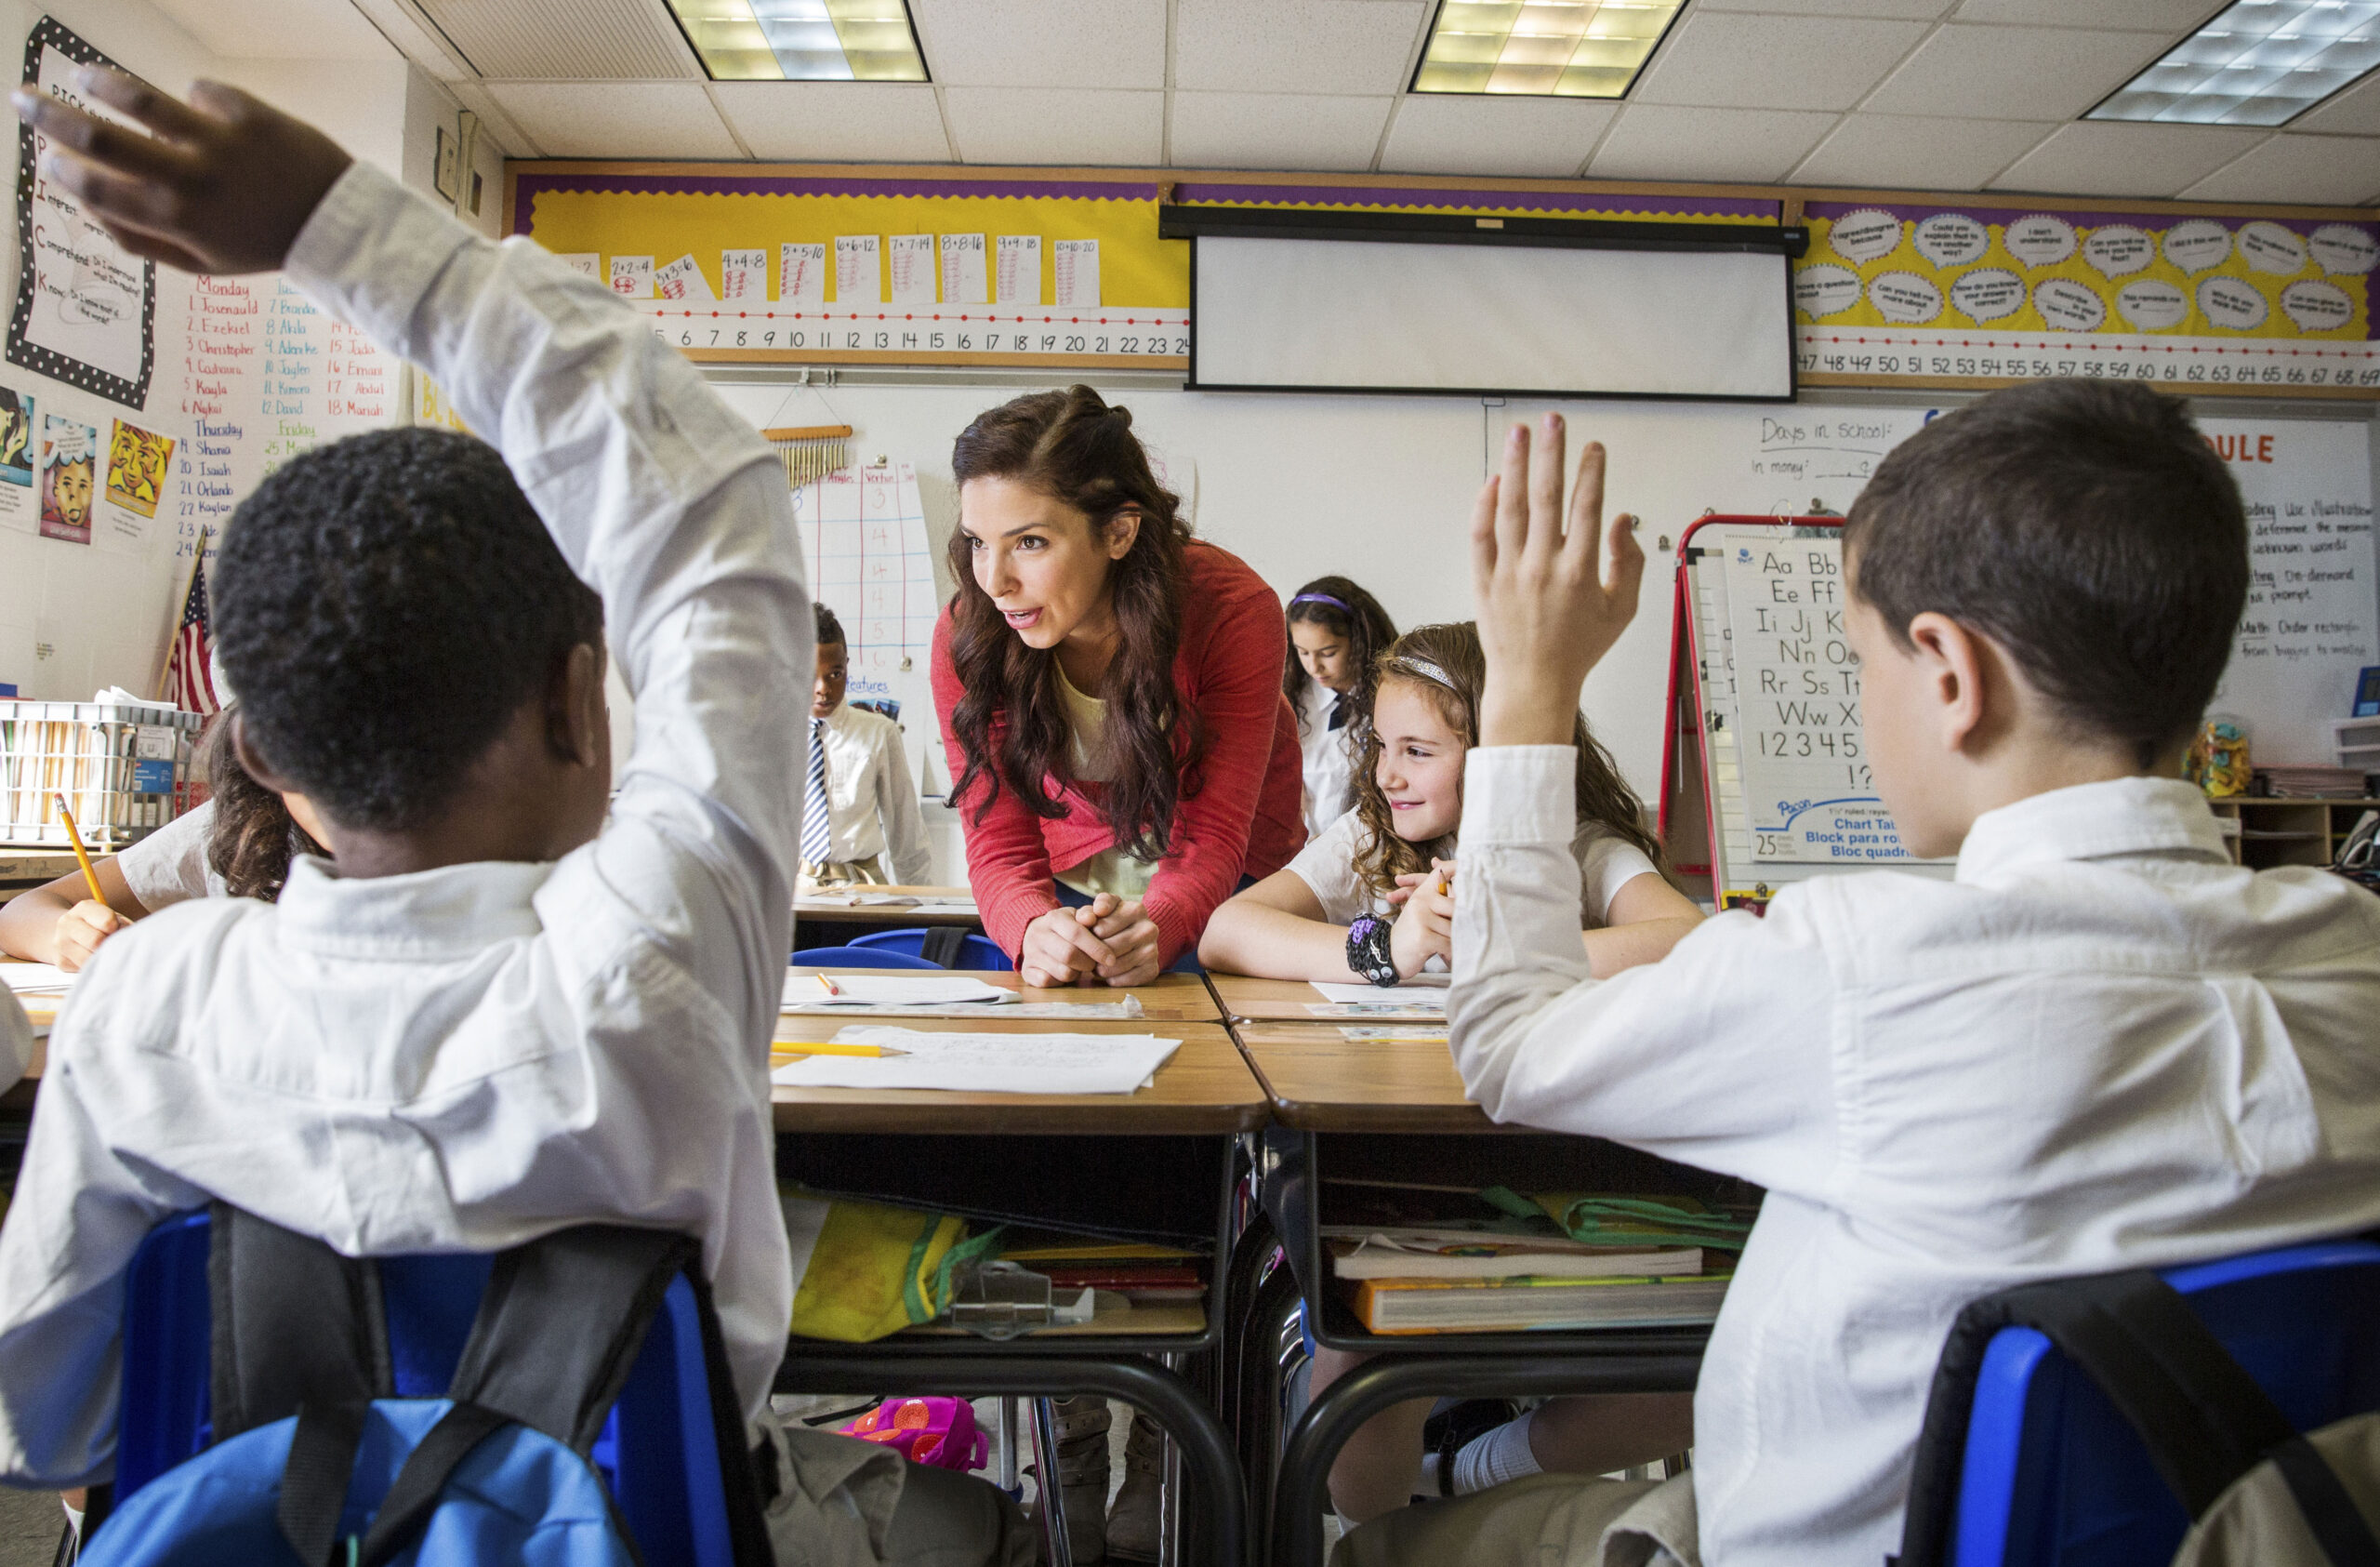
1897 1268 2368 1567
207 1202 391 1443
350 1401 516 1567
445 1226 702 1453
919 925 967 969
275 1401 370 1567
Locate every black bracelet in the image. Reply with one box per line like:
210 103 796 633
1345 914 1401 987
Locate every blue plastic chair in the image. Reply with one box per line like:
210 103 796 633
114 1210 756 1567
790 945 940 970
849 928 1014 971
1945 1239 2380 1566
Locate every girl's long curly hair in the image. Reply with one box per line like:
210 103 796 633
1282 575 1397 741
202 705 326 900
943 385 1203 863
1347 621 1665 905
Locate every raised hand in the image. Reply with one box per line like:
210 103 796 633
1470 414 1645 749
11 66 350 275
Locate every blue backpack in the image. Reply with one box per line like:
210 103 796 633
84 1207 750 1566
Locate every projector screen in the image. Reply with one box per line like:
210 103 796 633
1190 234 1792 400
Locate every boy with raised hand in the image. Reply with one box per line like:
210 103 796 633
0 73 1025 1564
1344 387 2380 1567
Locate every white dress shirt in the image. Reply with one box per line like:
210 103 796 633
113 800 223 907
1297 683 1357 840
0 162 812 1486
812 704 932 883
1449 753 2380 1567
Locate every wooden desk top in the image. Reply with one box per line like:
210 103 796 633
1229 1018 1492 1134
1207 973 1448 1024
795 885 981 928
772 1019 1266 1135
784 969 1220 1023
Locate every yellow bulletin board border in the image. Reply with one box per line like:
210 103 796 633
505 162 2378 394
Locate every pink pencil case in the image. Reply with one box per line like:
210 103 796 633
838 1396 990 1471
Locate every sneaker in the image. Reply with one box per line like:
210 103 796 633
1104 1409 1165 1562
1420 1399 1518 1499
1025 1396 1111 1562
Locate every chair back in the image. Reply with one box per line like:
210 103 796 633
1938 1239 2380 1567
850 927 1013 971
791 945 942 970
115 1210 758 1567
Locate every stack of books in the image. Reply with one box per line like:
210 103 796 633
2257 765 2371 799
1330 1226 1731 1334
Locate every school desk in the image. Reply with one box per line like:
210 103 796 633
1205 973 1448 1025
0 849 81 896
1224 1019 1482 1134
783 967 1223 1024
792 883 981 928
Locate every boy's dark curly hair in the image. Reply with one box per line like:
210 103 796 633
213 428 604 831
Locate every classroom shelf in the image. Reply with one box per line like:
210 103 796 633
2204 797 2380 871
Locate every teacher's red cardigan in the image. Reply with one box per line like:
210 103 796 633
931 541 1307 968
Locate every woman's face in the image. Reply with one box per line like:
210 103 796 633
959 474 1137 654
1291 619 1354 693
1372 678 1467 843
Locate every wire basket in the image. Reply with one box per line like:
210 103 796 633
0 699 205 851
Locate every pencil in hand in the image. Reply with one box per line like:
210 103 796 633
53 793 112 914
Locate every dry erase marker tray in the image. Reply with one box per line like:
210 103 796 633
0 699 203 850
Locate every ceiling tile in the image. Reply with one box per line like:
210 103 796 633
1950 0 2223 28
1861 24 2169 120
1169 92 1395 169
1634 13 1930 111
1695 0 1953 14
1587 103 1839 182
148 0 397 59
2296 73 2380 137
712 83 953 162
416 0 698 78
484 82 743 158
2181 133 2380 205
942 87 1164 164
1172 0 1430 95
1791 113 2053 189
1378 95 1618 177
1989 120 2267 197
912 0 1167 89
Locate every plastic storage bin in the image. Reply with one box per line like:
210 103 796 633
0 698 204 850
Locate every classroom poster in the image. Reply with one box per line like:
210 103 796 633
0 385 33 534
6 19 156 408
38 413 94 544
96 416 172 555
793 461 938 784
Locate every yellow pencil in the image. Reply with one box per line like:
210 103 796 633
814 971 843 997
53 793 112 913
772 1042 911 1058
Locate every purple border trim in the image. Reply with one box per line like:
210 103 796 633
1805 199 2377 241
1173 182 1777 219
515 172 1158 232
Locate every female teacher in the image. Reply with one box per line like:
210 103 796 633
932 386 1304 989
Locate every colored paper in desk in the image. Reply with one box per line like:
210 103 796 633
783 975 1013 1009
772 1027 1180 1095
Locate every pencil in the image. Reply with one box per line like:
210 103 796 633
772 1042 910 1058
814 972 843 997
53 793 112 913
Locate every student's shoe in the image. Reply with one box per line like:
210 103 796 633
1025 1396 1111 1562
1104 1409 1165 1561
1420 1399 1519 1498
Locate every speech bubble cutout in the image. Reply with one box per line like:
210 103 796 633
2239 220 2309 276
2281 278 2354 334
1868 271 1945 324
1950 267 2026 322
2033 277 2107 332
2116 277 2188 330
2082 224 2154 279
1792 263 1862 319
1829 208 1905 265
2003 214 2077 268
1912 213 1989 269
2196 275 2269 331
2163 219 2231 274
2308 223 2378 277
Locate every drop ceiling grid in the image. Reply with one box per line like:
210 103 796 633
415 0 699 79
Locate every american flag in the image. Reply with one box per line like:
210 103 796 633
158 535 219 718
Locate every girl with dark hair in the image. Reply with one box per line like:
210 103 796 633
0 705 329 970
1283 576 1396 837
931 384 1304 991
1199 621 1700 985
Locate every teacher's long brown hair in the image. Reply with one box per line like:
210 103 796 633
945 385 1205 863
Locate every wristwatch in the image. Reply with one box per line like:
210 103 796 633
1345 914 1401 987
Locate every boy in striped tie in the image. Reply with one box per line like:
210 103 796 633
804 603 932 886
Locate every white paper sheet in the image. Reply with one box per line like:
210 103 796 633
771 1027 1180 1095
782 975 1014 1009
654 254 715 301
1054 239 1100 308
780 244 827 306
888 235 936 305
939 233 988 304
1 963 73 995
1311 977 1448 1006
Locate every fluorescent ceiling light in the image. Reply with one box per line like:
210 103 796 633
666 0 928 81
1411 0 1686 97
2091 0 2380 126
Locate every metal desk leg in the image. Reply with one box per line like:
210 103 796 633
1269 1353 1703 1567
1030 1397 1073 1567
776 1353 1250 1567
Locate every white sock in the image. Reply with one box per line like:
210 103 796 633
1450 1409 1541 1495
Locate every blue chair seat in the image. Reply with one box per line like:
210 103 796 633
790 945 941 970
849 928 1013 971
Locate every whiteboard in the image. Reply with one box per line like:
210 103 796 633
1190 236 1792 400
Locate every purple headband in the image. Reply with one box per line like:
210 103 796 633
1289 591 1352 615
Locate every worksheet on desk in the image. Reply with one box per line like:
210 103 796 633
0 963 73 995
782 975 1013 1009
1309 978 1448 1014
771 1027 1180 1095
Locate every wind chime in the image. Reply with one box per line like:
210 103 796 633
763 423 853 491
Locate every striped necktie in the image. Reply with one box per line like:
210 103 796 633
802 716 832 869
